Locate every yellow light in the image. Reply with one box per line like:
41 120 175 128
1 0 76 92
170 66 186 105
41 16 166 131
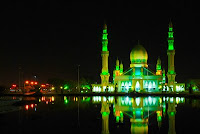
60 86 63 89
52 96 55 101
31 104 34 108
25 81 29 84
52 87 55 90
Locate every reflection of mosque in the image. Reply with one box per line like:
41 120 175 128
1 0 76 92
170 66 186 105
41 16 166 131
97 96 184 134
22 96 184 133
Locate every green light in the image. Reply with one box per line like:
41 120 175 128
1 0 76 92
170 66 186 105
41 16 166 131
169 28 173 32
102 26 108 51
85 97 91 102
120 68 123 73
120 112 123 117
101 72 108 75
102 112 109 116
157 65 161 70
103 29 107 34
116 66 119 70
170 112 175 116
169 71 174 74
168 28 174 50
64 84 69 90
103 34 107 40
102 45 108 51
81 85 91 90
157 116 162 121
163 108 166 113
168 41 174 50
64 99 68 104
116 116 120 122
133 111 136 115
168 32 173 38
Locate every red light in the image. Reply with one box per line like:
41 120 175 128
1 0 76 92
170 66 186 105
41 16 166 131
31 104 34 108
12 84 16 87
25 81 29 84
30 82 34 85
25 105 29 110
35 82 38 85
41 84 45 87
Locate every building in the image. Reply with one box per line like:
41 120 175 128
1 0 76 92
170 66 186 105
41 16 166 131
92 21 185 93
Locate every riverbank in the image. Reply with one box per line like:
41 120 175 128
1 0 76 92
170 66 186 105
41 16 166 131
1 91 200 98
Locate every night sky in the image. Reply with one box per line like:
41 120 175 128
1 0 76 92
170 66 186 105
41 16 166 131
0 1 198 87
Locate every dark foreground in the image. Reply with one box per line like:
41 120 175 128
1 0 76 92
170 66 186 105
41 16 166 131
1 95 200 134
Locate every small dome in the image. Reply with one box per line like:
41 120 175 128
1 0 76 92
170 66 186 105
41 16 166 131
130 44 148 65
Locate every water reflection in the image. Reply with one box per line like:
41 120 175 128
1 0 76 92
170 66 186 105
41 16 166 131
96 96 180 134
12 95 190 133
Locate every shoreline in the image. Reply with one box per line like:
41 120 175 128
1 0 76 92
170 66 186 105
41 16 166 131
1 92 200 98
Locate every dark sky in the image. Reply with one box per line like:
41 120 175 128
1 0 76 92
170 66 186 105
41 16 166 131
0 1 198 86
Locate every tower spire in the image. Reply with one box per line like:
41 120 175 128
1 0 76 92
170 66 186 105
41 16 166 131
120 61 123 75
116 58 119 70
100 22 110 90
156 57 162 75
167 21 176 92
168 20 174 50
102 23 108 51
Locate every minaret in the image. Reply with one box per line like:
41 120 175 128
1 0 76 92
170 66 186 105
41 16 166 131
156 57 162 75
101 23 110 91
120 62 123 75
113 58 120 83
167 21 176 92
116 58 119 71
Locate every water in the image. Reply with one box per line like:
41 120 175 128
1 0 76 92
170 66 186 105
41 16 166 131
0 95 200 134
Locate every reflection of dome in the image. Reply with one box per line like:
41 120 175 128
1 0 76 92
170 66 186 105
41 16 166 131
130 44 148 66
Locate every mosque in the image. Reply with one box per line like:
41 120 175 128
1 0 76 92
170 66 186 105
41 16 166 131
92 21 185 93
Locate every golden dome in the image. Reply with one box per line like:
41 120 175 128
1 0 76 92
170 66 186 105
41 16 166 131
130 44 148 65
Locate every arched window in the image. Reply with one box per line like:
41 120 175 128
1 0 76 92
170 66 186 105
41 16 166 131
125 82 129 91
148 81 152 90
153 81 156 89
135 81 140 91
121 82 125 91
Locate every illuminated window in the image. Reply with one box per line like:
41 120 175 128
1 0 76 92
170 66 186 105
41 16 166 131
135 97 140 106
148 81 152 89
153 81 156 89
135 81 140 91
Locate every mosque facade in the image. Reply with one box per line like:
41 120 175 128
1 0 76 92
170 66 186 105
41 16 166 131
92 22 185 93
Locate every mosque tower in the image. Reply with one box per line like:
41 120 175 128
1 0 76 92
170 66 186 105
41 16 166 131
156 57 162 75
100 23 110 91
167 21 176 92
120 62 123 75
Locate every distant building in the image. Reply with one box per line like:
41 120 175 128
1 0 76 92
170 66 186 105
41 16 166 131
92 22 185 93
